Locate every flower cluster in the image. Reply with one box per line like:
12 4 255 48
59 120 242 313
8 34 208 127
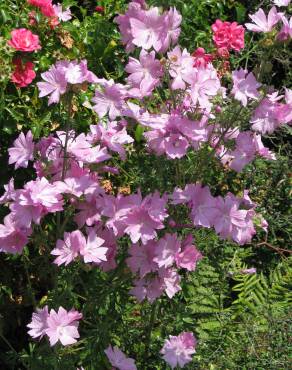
128 233 202 302
27 306 82 346
172 184 263 245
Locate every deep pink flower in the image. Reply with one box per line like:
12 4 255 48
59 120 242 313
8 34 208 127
105 345 137 370
27 0 51 7
11 58 36 88
161 332 197 369
192 47 213 68
45 307 82 346
231 68 261 107
8 130 34 169
27 306 49 340
212 20 245 51
8 28 41 52
245 7 280 33
51 230 85 266
40 3 55 17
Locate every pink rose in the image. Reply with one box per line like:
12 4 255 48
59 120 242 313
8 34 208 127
8 28 41 52
11 58 36 88
212 20 245 51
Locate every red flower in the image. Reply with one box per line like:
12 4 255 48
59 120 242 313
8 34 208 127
27 0 51 6
211 20 245 52
11 58 36 88
8 28 41 52
95 6 104 13
192 47 213 68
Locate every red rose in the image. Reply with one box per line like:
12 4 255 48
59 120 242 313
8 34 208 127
11 58 36 88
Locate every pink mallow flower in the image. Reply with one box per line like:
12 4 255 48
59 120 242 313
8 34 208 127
11 58 36 88
125 50 163 96
8 28 41 52
175 235 203 271
231 68 261 107
161 332 197 369
104 345 137 370
110 191 168 244
277 15 292 40
11 178 63 228
92 80 127 120
211 20 245 51
45 307 82 346
126 240 158 278
167 46 195 90
0 214 30 254
154 233 181 268
79 229 108 264
245 7 280 33
27 306 49 340
88 121 133 160
53 3 72 22
51 230 85 266
37 64 67 105
8 130 34 169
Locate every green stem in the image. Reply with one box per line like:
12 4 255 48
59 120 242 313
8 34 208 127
143 301 158 367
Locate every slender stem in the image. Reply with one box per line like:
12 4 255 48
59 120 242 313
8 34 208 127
143 301 158 367
256 241 292 255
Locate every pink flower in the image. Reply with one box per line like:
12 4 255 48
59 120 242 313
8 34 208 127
27 306 49 340
231 68 261 107
37 64 67 105
111 191 168 244
92 81 127 120
274 0 290 6
277 15 292 40
0 214 30 254
159 267 181 298
126 240 158 277
172 184 217 228
245 7 280 33
79 229 107 264
40 3 55 17
192 47 213 68
11 58 36 88
53 3 72 22
168 46 194 90
88 122 133 160
188 66 221 110
8 130 34 169
130 7 165 51
211 20 245 51
161 332 197 369
0 178 16 204
126 50 163 96
175 235 203 271
11 177 63 228
104 345 137 370
161 7 182 52
27 0 51 7
154 233 181 268
51 230 85 266
130 276 164 302
8 28 41 52
45 307 82 346
250 96 281 134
